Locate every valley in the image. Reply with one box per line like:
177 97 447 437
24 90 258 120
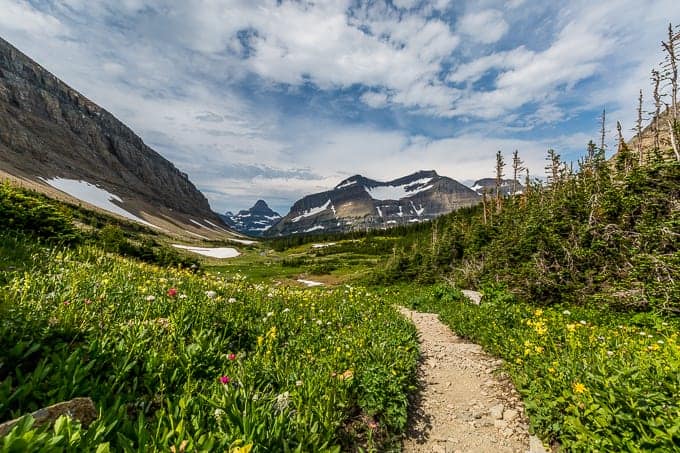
1 5 679 453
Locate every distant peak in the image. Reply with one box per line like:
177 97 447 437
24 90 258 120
253 199 269 209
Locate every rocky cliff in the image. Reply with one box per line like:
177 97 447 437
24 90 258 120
471 178 523 196
267 170 480 236
0 37 226 234
220 200 281 236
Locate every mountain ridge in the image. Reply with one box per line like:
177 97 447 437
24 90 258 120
267 170 480 236
0 37 229 238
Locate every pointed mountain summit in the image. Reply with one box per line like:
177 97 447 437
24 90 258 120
267 170 480 236
220 200 281 236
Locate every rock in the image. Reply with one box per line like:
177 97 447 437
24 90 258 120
0 397 97 436
529 435 549 453
489 404 504 420
503 409 519 422
461 290 483 305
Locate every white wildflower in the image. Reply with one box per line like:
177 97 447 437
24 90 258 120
562 310 571 315
205 290 217 299
145 295 155 302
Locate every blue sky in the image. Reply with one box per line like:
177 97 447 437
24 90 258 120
0 0 676 214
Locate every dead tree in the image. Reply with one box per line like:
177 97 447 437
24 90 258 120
652 69 662 152
494 150 505 211
661 22 680 160
511 149 524 195
616 121 634 174
599 108 607 153
636 89 645 166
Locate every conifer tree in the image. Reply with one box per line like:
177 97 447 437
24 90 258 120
636 89 645 166
511 150 524 195
545 149 561 187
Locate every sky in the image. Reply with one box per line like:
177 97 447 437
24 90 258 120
0 1 676 214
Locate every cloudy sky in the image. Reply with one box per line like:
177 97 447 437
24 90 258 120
0 1 676 213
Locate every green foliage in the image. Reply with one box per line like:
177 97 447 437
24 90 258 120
404 285 680 451
376 162 680 312
0 182 78 243
0 232 418 451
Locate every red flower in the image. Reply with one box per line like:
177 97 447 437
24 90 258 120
84 299 92 305
167 288 178 297
228 353 236 361
63 300 70 306
219 375 230 385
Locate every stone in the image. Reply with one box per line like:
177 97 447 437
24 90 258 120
529 435 549 453
503 409 519 421
0 397 97 436
489 404 504 420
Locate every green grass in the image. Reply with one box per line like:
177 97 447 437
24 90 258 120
0 232 418 451
402 284 680 452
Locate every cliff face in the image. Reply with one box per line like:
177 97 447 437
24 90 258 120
267 170 481 236
0 37 221 226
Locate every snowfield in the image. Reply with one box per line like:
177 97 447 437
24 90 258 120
172 244 240 258
364 177 433 201
291 199 333 222
41 178 160 229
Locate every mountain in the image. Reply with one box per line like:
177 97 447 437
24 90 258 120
0 37 230 238
220 200 281 236
471 178 524 196
267 170 480 236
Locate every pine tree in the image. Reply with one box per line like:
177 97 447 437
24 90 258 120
511 150 525 195
545 149 561 187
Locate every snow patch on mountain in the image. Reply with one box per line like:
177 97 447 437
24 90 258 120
292 199 332 222
364 177 433 201
42 178 160 229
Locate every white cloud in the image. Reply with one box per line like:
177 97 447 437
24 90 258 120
456 9 508 44
0 0 67 38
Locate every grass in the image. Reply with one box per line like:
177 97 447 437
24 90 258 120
403 284 680 452
0 232 418 451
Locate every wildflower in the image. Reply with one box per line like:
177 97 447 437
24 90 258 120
649 344 660 351
534 346 544 354
84 299 92 305
167 288 178 297
367 420 379 430
228 353 236 361
606 351 614 357
213 408 225 422
206 290 217 299
566 324 577 332
63 300 70 306
548 367 556 374
257 336 264 347
295 380 303 387
534 308 543 317
579 320 587 325
283 308 290 313
562 310 571 315
572 382 587 394
145 295 156 302
316 320 323 325
179 294 187 299
639 331 647 336
219 375 230 385
275 391 290 412
228 297 237 303
657 340 664 344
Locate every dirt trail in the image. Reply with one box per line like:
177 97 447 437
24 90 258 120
400 306 544 453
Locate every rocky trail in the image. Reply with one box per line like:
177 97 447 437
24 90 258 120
400 303 547 453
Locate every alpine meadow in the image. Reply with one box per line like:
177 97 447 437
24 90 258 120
1 3 679 453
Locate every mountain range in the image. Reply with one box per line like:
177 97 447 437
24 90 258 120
220 200 281 236
266 170 480 236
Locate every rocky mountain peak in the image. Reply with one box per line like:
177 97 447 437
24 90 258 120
267 170 480 236
220 200 281 237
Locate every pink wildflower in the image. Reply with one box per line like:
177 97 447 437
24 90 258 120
228 353 236 361
219 375 230 385
167 288 178 297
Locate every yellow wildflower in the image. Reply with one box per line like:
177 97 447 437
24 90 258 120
572 382 587 394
